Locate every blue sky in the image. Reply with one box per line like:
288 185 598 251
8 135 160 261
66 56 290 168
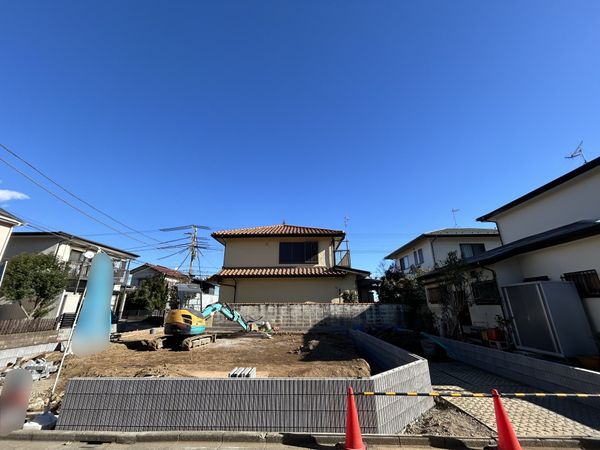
1 1 599 275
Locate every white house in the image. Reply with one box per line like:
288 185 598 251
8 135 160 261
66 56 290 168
420 156 600 357
386 228 502 330
476 157 600 333
0 208 24 263
3 231 139 318
130 263 190 288
385 228 501 272
130 263 218 310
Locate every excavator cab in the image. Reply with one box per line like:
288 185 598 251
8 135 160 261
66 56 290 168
163 308 207 336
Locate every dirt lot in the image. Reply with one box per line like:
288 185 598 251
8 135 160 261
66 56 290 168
404 399 495 438
28 331 370 411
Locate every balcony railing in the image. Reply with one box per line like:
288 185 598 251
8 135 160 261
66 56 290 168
67 262 128 286
335 249 351 267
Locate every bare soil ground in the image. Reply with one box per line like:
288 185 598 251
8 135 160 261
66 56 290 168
404 399 495 438
28 331 370 412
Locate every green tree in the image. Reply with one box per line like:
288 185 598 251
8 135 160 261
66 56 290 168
341 289 359 303
378 264 433 331
127 275 170 311
168 285 180 310
0 253 69 319
435 251 474 339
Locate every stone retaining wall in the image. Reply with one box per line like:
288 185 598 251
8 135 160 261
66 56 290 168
56 331 432 433
211 303 407 331
435 336 600 410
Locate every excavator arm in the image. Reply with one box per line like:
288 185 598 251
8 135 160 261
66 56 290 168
200 302 251 332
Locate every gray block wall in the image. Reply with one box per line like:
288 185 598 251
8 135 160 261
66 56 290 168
57 331 433 433
350 330 434 434
436 336 600 410
211 303 407 332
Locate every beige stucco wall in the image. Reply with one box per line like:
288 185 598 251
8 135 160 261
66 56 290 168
491 167 600 244
223 237 335 267
218 275 358 303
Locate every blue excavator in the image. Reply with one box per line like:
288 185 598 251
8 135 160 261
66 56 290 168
148 302 272 350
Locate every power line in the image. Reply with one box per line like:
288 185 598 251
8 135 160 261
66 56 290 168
0 154 161 248
0 143 161 244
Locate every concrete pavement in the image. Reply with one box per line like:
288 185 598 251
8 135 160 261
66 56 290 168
430 362 600 437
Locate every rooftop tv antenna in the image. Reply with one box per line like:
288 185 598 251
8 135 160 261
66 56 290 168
565 141 587 164
451 208 460 227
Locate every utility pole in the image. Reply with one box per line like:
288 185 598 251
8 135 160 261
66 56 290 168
188 225 197 280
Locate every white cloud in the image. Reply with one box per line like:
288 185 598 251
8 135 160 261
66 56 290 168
0 189 30 202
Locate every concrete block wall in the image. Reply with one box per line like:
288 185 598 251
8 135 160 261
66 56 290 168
436 336 600 410
350 330 434 434
211 303 407 332
57 331 433 433
0 330 58 351
0 342 60 367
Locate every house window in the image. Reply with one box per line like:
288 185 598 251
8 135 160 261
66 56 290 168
413 248 424 266
562 270 600 298
460 243 486 259
426 286 442 304
398 255 410 271
67 250 84 278
279 242 318 264
471 280 501 305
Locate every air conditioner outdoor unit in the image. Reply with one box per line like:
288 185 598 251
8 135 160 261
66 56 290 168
502 281 597 358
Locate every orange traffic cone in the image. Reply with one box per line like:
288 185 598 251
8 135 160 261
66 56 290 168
492 389 522 450
344 387 366 450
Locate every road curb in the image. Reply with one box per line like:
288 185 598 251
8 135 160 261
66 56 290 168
4 430 600 448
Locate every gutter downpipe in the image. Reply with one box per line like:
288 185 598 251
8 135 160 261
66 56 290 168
430 236 438 266
478 263 509 323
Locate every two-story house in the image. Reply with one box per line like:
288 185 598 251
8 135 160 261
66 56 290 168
3 231 139 318
385 228 501 272
385 228 502 330
208 224 370 303
420 156 600 357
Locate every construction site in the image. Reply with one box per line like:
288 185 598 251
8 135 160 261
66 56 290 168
0 302 592 448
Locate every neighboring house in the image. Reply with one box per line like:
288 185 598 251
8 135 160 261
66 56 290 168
385 228 501 272
208 224 371 303
129 263 217 310
385 228 502 330
0 208 24 264
2 231 139 318
130 263 190 287
420 156 600 356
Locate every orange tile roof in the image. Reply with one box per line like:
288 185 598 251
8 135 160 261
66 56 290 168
212 266 350 278
212 224 345 239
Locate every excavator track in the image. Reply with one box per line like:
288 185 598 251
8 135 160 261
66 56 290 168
181 333 217 351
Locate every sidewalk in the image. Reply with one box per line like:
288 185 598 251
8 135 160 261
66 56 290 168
430 362 600 437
